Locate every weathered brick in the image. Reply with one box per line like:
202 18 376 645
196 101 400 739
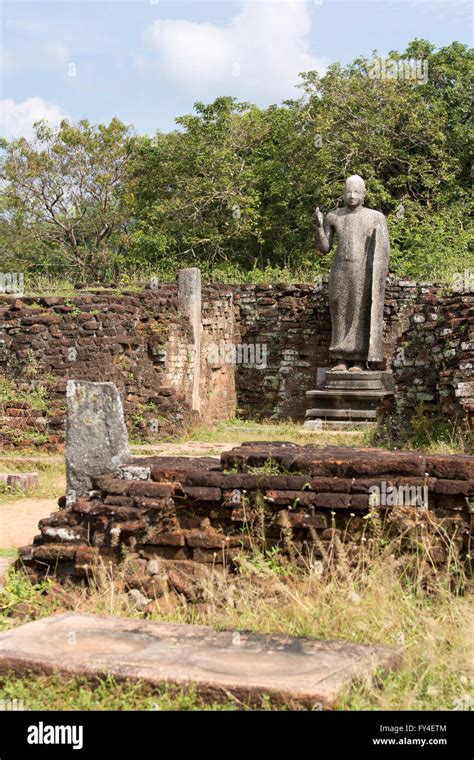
182 486 222 502
426 456 473 480
128 481 175 498
93 477 130 495
434 479 474 495
140 545 190 561
145 530 186 547
185 529 240 549
278 510 327 529
34 544 77 561
313 493 351 509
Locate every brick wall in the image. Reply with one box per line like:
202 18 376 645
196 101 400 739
231 281 473 427
0 279 472 446
0 284 236 445
17 443 473 590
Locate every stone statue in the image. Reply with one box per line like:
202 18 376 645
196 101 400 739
315 175 390 372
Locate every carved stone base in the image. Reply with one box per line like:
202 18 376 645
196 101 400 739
304 370 394 430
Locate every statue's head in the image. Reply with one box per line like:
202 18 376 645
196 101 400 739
344 175 365 209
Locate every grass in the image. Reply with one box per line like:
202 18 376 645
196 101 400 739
0 673 255 711
17 266 323 295
0 548 17 560
0 422 471 710
368 405 472 455
184 416 471 454
185 418 367 447
0 458 64 505
0 378 49 412
0 528 472 711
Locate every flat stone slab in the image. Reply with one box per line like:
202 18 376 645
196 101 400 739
0 612 401 708
306 388 392 399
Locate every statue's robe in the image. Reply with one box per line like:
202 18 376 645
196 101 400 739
323 206 390 363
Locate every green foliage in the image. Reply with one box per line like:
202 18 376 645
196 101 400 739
0 672 275 711
0 118 135 281
129 41 473 281
369 403 470 453
0 41 472 283
0 378 48 410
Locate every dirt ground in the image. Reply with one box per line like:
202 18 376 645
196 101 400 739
0 499 58 549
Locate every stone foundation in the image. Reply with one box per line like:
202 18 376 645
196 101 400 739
17 443 473 591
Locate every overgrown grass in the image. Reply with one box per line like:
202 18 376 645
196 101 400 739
1 525 472 711
369 405 472 455
0 548 17 560
0 378 49 411
184 416 470 454
0 673 258 711
19 265 326 295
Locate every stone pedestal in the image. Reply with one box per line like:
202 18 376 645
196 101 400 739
304 370 394 430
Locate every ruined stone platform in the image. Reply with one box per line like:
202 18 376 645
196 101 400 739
0 612 401 709
16 442 473 587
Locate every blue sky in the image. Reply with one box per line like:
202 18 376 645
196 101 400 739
1 0 472 139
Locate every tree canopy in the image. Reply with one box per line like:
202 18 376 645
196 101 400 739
1 40 472 284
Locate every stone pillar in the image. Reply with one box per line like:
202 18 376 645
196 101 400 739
178 268 201 414
65 380 131 504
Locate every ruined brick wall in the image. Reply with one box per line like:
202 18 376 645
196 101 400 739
0 285 236 445
0 280 472 446
232 284 328 420
390 292 473 426
231 281 473 427
17 443 473 590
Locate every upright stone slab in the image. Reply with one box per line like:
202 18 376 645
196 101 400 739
178 268 201 414
65 381 131 503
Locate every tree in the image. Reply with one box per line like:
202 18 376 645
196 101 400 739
1 40 472 283
0 118 135 281
129 97 266 274
130 40 473 281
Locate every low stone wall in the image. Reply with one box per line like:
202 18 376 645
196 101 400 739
17 443 473 594
391 292 473 423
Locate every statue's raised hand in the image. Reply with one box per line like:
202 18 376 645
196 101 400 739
314 207 324 228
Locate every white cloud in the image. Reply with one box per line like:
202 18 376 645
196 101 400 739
0 97 68 140
145 0 325 103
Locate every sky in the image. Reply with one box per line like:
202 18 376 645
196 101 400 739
0 0 472 139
